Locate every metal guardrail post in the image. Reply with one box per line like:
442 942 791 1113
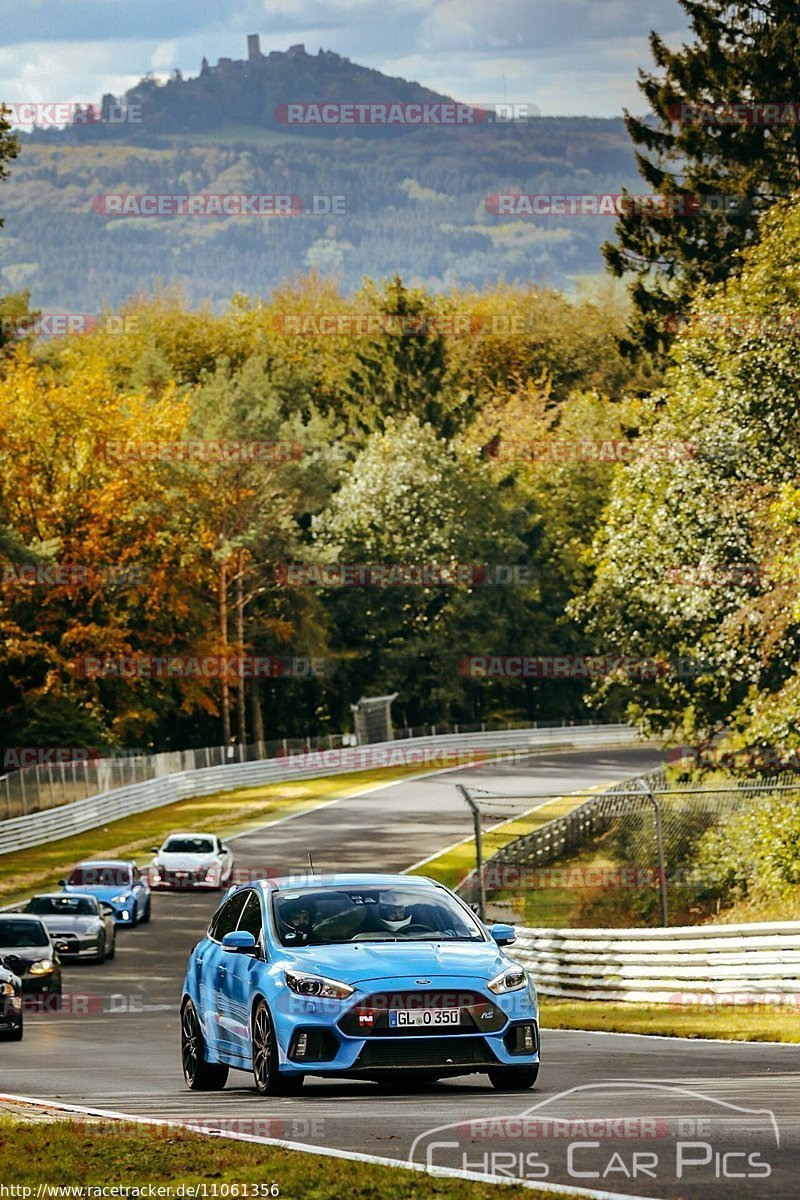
458 784 487 922
635 776 668 927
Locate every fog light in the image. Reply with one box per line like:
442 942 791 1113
522 1024 535 1051
295 1033 308 1058
121 910 129 920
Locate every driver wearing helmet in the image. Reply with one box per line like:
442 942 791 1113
376 891 413 932
280 898 315 944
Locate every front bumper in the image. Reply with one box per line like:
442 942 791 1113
150 871 221 891
104 900 137 924
271 975 540 1078
0 994 22 1030
53 939 105 959
19 972 61 996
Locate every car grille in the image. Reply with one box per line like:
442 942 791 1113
338 989 506 1037
53 934 81 952
355 1036 499 1070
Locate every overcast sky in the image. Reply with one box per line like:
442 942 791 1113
0 0 690 119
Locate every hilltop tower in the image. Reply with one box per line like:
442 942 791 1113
247 34 263 61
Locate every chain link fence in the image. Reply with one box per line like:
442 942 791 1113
457 769 800 927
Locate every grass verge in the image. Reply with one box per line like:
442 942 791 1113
0 1116 583 1199
0 764 430 905
540 997 800 1042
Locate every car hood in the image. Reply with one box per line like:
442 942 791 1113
65 884 132 900
0 945 52 965
155 853 219 870
278 940 511 984
39 916 101 934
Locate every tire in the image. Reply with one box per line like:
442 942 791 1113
251 998 304 1095
181 999 229 1091
0 1012 23 1041
107 934 116 960
128 905 138 928
488 1065 539 1091
141 896 151 924
94 938 106 965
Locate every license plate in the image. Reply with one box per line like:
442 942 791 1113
389 1008 460 1027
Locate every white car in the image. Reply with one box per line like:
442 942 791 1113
149 833 234 891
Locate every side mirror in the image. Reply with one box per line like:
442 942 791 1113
490 923 516 946
150 847 160 855
221 930 257 955
100 902 115 915
57 880 66 888
220 845 230 853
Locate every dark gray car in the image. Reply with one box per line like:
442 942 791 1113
0 914 62 1005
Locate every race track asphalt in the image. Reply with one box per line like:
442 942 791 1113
3 745 798 1200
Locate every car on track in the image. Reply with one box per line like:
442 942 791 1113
149 832 235 890
180 873 539 1095
60 859 151 926
0 962 23 1040
24 893 116 963
0 914 62 1007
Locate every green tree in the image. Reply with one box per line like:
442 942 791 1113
603 0 800 357
583 197 800 739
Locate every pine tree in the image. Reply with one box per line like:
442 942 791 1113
604 0 800 357
0 105 19 355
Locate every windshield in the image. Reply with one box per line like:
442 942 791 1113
27 896 98 917
67 865 132 887
272 886 485 947
162 837 215 855
0 918 49 947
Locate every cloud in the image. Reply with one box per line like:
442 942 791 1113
0 0 690 117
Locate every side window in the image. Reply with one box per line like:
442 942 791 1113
208 891 248 941
237 891 264 941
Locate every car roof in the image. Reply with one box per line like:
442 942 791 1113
73 859 132 868
259 872 441 893
31 892 98 901
162 831 217 840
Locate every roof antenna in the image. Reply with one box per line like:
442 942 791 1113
308 851 315 875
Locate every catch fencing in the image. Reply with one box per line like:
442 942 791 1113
0 722 638 856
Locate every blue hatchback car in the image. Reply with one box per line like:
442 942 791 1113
61 860 151 926
180 873 539 1094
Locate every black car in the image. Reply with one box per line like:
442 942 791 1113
0 963 23 1040
0 915 63 1007
25 893 116 963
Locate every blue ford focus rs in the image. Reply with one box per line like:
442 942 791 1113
180 873 539 1094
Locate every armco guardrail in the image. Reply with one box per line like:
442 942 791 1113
511 921 800 1004
0 723 638 857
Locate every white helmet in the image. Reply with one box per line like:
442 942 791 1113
378 891 412 931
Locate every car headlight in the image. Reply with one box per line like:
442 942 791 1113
29 959 54 975
111 894 130 903
488 966 527 995
284 971 354 999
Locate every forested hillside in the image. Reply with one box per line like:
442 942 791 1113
1 41 639 308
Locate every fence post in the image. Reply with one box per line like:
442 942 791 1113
635 777 668 927
458 785 487 922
